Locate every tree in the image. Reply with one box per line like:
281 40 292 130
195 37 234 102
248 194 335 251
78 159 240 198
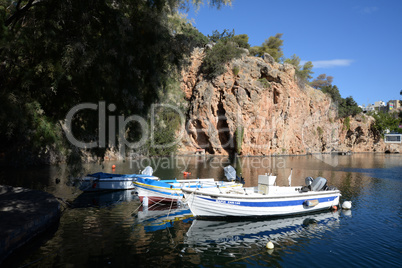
321 85 343 105
232 34 250 49
201 29 243 78
320 85 361 118
369 111 402 135
338 96 362 118
250 33 284 62
208 29 234 43
299 61 314 81
284 54 314 83
0 0 233 165
310 74 334 89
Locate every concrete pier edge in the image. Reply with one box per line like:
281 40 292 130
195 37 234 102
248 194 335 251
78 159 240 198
0 185 61 264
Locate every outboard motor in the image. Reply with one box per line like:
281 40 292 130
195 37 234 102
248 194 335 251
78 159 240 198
301 177 314 192
310 177 327 191
305 177 314 186
224 165 236 181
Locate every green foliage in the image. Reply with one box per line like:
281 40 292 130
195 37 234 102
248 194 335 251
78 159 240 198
284 54 314 82
368 111 402 135
338 96 362 118
321 85 343 104
0 99 64 166
201 29 243 78
235 126 244 155
232 34 250 49
147 108 182 156
299 61 314 81
284 54 301 67
170 14 209 50
250 33 284 62
257 78 270 88
0 0 232 166
343 117 350 131
145 75 186 156
317 126 323 136
208 29 234 42
320 85 362 118
232 66 240 76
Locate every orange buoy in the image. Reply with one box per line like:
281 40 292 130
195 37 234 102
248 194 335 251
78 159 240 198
332 205 338 211
112 165 116 169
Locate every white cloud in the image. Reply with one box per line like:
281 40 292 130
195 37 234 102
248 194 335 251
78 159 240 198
303 59 354 69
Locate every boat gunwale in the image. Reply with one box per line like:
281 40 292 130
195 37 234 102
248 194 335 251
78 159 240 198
182 187 341 200
134 181 243 191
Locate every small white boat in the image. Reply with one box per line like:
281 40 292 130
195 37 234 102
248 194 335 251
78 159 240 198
182 173 341 218
80 166 158 192
133 177 243 205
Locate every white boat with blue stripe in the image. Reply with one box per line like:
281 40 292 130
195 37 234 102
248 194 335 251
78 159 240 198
182 173 341 218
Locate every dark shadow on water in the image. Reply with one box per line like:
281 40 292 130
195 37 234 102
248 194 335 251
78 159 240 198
71 190 139 208
2 220 60 268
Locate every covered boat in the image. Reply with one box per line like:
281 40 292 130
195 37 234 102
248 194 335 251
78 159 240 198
80 166 158 192
182 173 341 218
133 177 243 205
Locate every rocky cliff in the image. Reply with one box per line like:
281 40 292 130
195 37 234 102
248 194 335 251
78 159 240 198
178 48 396 155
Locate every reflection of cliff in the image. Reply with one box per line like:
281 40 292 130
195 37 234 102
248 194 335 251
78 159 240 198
180 49 393 155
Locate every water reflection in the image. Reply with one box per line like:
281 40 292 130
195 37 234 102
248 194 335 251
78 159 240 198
72 190 138 208
185 211 340 249
135 205 193 233
1 153 401 267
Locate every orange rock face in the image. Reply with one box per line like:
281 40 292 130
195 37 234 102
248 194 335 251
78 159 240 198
179 49 392 155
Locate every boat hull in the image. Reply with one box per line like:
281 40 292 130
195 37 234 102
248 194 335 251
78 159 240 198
182 188 341 218
80 178 135 192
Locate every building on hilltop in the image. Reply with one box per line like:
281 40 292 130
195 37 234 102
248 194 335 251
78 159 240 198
360 101 384 113
387 100 401 111
359 100 399 113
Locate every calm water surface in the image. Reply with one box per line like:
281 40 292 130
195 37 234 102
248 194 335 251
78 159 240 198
1 154 401 267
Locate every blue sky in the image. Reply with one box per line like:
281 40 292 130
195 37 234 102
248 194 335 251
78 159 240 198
186 0 402 106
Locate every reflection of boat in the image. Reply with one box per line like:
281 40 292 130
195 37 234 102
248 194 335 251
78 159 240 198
185 211 339 246
182 174 341 218
72 190 138 208
79 166 158 192
134 177 243 205
136 205 193 232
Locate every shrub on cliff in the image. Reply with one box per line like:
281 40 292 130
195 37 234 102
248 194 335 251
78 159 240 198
338 96 362 118
249 33 284 62
315 83 362 118
284 54 314 83
201 29 244 78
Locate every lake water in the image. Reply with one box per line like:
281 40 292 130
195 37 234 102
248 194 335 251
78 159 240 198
1 153 401 267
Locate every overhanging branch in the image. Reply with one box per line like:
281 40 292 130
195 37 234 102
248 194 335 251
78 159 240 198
5 0 42 27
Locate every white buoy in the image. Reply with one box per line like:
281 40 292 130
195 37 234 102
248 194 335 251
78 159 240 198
266 241 274 249
342 201 352 210
143 196 148 207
